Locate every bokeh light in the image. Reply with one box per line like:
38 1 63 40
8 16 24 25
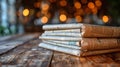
59 14 67 22
95 0 102 7
60 0 67 7
88 2 95 9
75 15 82 22
74 2 81 9
41 3 49 11
41 16 48 24
23 9 29 16
102 15 109 23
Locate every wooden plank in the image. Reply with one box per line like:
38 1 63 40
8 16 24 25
0 33 40 44
0 34 40 63
81 54 120 67
0 41 24 54
0 35 21 44
0 33 39 55
51 52 82 67
0 39 40 64
27 47 53 67
85 55 115 63
0 34 53 67
0 35 15 42
15 44 53 67
51 51 120 67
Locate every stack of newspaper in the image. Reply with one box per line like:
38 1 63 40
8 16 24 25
39 23 120 56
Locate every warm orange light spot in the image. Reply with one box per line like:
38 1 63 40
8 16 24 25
59 14 67 22
88 2 95 9
74 2 81 9
102 15 109 23
95 0 102 7
60 0 67 6
42 3 49 11
41 16 48 24
75 16 82 22
23 9 29 16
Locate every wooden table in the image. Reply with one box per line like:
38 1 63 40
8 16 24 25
0 33 120 67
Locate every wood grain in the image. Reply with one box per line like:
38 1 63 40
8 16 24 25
51 52 120 67
0 33 40 55
51 52 81 67
0 36 53 67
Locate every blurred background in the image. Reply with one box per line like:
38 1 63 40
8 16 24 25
0 0 120 36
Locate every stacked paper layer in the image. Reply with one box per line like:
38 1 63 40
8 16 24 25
39 23 120 56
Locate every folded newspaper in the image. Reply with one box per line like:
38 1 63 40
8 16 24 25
43 23 120 37
38 23 120 56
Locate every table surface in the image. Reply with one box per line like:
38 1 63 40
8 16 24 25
0 33 120 67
